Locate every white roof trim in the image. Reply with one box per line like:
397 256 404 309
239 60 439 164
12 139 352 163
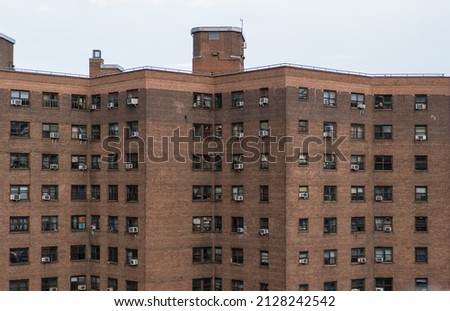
0 33 15 44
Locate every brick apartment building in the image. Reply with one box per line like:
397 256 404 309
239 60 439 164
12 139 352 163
0 27 449 291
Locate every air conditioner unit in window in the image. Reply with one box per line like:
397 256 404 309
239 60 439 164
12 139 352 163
259 97 269 106
415 135 427 141
11 99 23 106
78 285 87 291
128 226 139 233
78 133 88 140
90 104 97 110
107 102 115 109
375 287 384 291
50 164 59 170
107 287 114 291
351 289 361 291
41 257 51 263
383 226 392 232
299 226 308 231
129 259 138 266
357 257 367 264
350 164 360 171
235 100 244 107
233 195 244 202
323 131 333 138
10 194 20 201
375 257 384 263
130 131 139 138
127 98 138 106
236 228 244 233
233 163 244 170
259 229 269 236
235 132 244 139
125 163 134 170
415 103 426 110
258 129 269 137
375 195 383 202
299 192 309 199
49 287 58 291
78 164 88 171
299 259 308 264
42 194 51 201
49 132 59 139
357 103 366 109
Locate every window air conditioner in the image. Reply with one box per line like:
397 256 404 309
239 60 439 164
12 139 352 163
78 285 87 291
42 194 51 201
351 289 361 291
415 135 426 141
130 131 139 138
41 257 51 263
11 99 23 106
375 195 383 202
107 287 114 291
415 103 426 110
233 195 244 202
127 98 138 106
299 259 308 264
299 226 308 231
259 97 269 106
50 164 59 170
383 226 392 232
78 133 88 140
350 164 360 171
235 100 244 107
357 257 367 264
258 129 269 137
233 163 244 170
299 192 309 199
235 132 244 139
259 229 269 236
236 228 244 233
129 259 138 266
90 104 97 110
10 194 20 201
375 257 384 263
323 131 333 138
78 164 88 171
357 103 366 109
128 226 139 234
125 163 134 170
49 132 59 139
107 102 115 109
375 287 384 291
49 287 58 291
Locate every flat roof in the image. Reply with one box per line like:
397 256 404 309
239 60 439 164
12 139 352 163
191 26 243 35
0 33 15 44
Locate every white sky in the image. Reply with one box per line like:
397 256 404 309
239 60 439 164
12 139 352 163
1 0 449 75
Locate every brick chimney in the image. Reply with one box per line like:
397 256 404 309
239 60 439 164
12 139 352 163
0 33 15 69
191 26 246 74
89 50 124 78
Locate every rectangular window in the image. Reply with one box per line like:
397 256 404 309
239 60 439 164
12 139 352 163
91 245 101 261
126 185 138 202
108 92 119 108
324 185 337 202
351 248 366 263
193 123 213 139
374 155 393 170
231 185 244 201
71 125 87 140
324 218 337 234
298 87 308 100
126 217 138 232
374 216 393 232
323 90 336 106
231 122 244 138
231 217 244 233
351 279 365 291
108 154 119 170
126 121 139 137
192 278 212 291
415 216 427 232
214 94 222 110
299 218 309 231
10 185 29 200
108 247 118 263
375 95 392 109
374 186 393 201
42 216 58 231
91 94 101 110
10 153 29 169
299 251 309 263
351 155 365 170
415 278 428 291
415 155 427 171
260 251 269 267
90 276 100 291
42 154 58 169
41 185 58 200
231 248 244 264
91 215 100 230
11 90 30 106
298 120 308 133
125 249 138 265
41 246 58 262
374 247 393 263
415 125 427 141
71 155 87 170
351 217 365 233
126 281 138 291
231 91 244 108
91 155 101 170
215 216 222 232
323 153 336 169
42 277 58 291
323 122 336 138
351 186 365 201
415 247 428 263
374 125 392 140
71 95 87 110
42 123 59 139
192 247 212 263
192 185 212 201
10 121 30 137
215 185 222 201
70 245 86 260
108 123 119 137
298 284 309 291
415 186 428 202
71 215 86 230
324 249 337 265
10 248 29 264
415 95 427 110
231 280 244 291
260 153 269 170
192 216 212 232
71 185 87 200
350 124 365 139
260 186 269 202
70 275 86 291
10 279 29 291
350 93 365 109
125 153 139 169
298 153 308 166
108 278 118 291
108 216 119 232
91 124 101 140
193 93 212 109
10 216 29 232
108 185 118 201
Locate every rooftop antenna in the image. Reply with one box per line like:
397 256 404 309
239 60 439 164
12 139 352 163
240 18 244 34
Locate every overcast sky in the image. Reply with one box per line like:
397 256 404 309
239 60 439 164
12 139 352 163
1 0 449 75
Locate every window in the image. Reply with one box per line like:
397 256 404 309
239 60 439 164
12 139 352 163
71 155 87 170
41 185 58 200
215 247 222 263
351 155 365 170
215 186 222 201
108 247 118 263
71 125 87 139
260 120 269 132
375 278 393 291
323 153 336 169
71 215 86 230
10 248 29 264
298 153 308 166
415 125 427 140
10 216 29 232
10 279 29 291
260 218 269 231
299 218 309 231
192 247 212 263
126 281 138 291
109 123 119 137
324 218 337 234
324 185 337 202
91 276 100 291
415 186 428 202
415 216 428 232
70 275 86 291
351 217 365 232
350 93 365 108
231 185 244 201
108 154 119 170
231 122 244 138
415 95 427 110
323 122 336 138
11 90 30 106
374 186 393 201
299 251 309 263
108 92 119 108
324 281 337 291
125 153 139 169
42 154 58 169
375 95 392 109
260 186 269 202
231 217 244 233
71 185 86 200
91 215 100 230
70 245 86 260
351 248 366 263
125 249 138 265
214 94 222 110
91 245 100 261
192 185 212 201
192 216 212 232
126 89 139 106
42 216 58 231
350 124 365 139
415 155 427 171
351 279 365 291
298 120 308 133
126 121 139 137
126 217 138 232
374 216 392 232
324 249 337 265
108 185 119 201
192 278 212 291
231 91 244 107
71 95 87 110
42 277 58 291
231 248 244 264
374 155 392 170
415 278 428 291
108 278 118 291
41 246 58 262
193 123 213 139
215 216 222 232
260 283 269 291
260 251 269 267
260 153 269 170
10 185 29 200
91 155 101 170
415 247 428 263
374 125 392 139
374 247 393 263
91 124 101 140
126 185 138 202
108 216 119 232
193 93 212 109
91 94 101 110
42 123 59 139
10 121 29 137
10 153 29 169
298 87 308 100
351 186 365 201
323 90 336 106
231 280 244 291
298 284 309 291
